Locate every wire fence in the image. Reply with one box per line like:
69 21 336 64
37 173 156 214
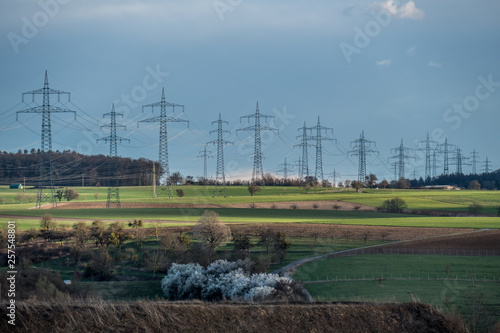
324 247 500 259
302 274 500 284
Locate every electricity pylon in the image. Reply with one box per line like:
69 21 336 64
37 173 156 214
417 133 437 180
307 116 335 181
450 147 470 175
295 157 302 179
138 88 188 197
329 169 341 187
294 122 314 180
208 113 233 197
277 157 294 180
391 161 398 181
482 157 492 174
349 131 377 182
16 71 76 208
237 102 278 184
436 137 456 176
470 149 480 174
97 104 129 208
197 145 213 183
431 150 441 179
390 139 415 180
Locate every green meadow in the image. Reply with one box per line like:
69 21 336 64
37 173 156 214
1 185 499 213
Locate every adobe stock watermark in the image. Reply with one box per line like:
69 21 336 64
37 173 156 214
339 2 396 64
442 74 499 131
212 0 243 21
7 0 71 54
73 65 169 156
428 73 499 146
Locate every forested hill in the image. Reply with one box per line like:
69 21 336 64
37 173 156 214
0 150 161 187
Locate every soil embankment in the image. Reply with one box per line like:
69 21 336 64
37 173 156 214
0 301 467 333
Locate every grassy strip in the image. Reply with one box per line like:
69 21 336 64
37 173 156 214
1 186 499 212
1 208 499 230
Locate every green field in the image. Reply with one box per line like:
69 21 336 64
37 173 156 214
294 255 500 313
1 186 500 213
2 208 499 231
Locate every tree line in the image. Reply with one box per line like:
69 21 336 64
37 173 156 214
0 150 162 187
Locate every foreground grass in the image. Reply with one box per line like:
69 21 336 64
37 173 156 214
295 255 500 318
295 255 500 282
0 300 468 333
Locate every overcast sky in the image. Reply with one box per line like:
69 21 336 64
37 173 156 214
1 0 499 183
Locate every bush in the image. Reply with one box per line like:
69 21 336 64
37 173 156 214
176 189 185 197
380 197 407 213
64 189 79 201
467 202 483 216
161 259 303 302
248 184 262 197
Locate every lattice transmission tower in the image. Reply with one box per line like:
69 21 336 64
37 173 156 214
97 104 129 208
329 169 341 187
436 138 455 176
417 133 437 180
208 113 233 197
308 116 335 181
470 149 480 174
16 71 76 208
450 147 470 175
390 139 415 180
277 157 294 180
295 157 302 179
482 157 492 174
294 122 314 180
238 102 278 184
349 131 377 182
197 145 213 183
138 88 188 197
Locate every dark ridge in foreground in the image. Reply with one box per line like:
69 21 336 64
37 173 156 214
1 300 467 333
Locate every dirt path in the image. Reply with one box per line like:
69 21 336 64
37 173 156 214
273 228 498 277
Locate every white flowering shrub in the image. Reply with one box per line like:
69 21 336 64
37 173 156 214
161 260 301 302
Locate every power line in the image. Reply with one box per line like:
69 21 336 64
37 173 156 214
390 139 414 180
137 88 188 197
294 121 314 180
277 157 294 179
97 104 130 207
308 116 335 181
470 149 480 175
482 157 492 174
349 131 377 182
197 145 213 182
436 137 456 176
417 133 437 180
15 71 77 208
237 102 278 184
208 113 233 197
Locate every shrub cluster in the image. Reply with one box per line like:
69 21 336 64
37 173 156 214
161 259 301 302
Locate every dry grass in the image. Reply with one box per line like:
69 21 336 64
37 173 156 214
0 299 468 333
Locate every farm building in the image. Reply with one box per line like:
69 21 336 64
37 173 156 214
424 185 460 190
9 184 23 189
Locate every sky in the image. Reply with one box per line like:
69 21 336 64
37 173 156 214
0 0 499 184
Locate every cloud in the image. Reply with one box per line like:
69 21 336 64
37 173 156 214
376 59 392 66
407 45 416 55
376 0 424 20
428 61 442 67
399 1 425 19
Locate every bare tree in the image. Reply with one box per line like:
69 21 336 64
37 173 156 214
193 211 231 254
